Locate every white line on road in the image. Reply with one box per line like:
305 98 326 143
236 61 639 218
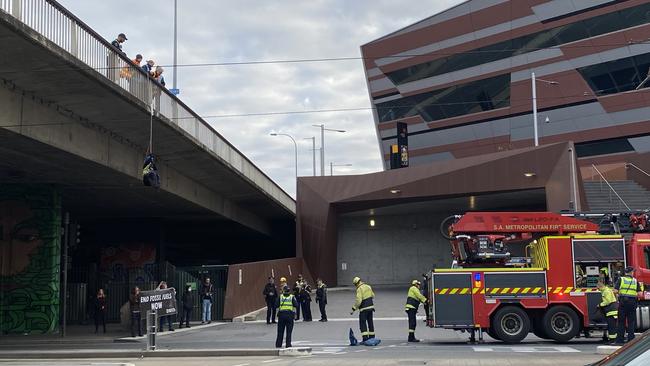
231 364 250 366
262 359 282 363
473 346 581 353
354 349 368 353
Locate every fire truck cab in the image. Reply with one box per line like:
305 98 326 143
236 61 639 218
428 212 650 343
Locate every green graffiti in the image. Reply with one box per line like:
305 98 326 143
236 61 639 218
0 185 61 334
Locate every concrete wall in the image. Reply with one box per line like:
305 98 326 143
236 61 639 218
337 213 452 286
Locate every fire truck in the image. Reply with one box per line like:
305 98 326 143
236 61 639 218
427 212 650 343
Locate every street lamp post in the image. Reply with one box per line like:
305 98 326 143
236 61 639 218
173 0 178 91
304 137 316 176
270 133 298 195
330 162 352 176
313 124 345 176
531 72 558 147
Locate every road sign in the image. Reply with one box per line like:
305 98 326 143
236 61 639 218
169 88 180 95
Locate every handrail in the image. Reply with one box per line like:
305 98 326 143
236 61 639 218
591 164 631 211
0 0 295 212
626 162 650 177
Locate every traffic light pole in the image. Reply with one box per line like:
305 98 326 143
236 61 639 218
62 212 69 337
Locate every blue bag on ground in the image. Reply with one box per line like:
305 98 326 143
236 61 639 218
362 337 381 346
349 328 358 346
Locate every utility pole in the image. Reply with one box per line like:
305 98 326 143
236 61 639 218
304 137 316 176
173 0 178 91
312 124 345 176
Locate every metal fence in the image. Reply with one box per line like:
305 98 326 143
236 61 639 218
65 262 228 324
0 0 294 213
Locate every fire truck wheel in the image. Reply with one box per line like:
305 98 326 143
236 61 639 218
492 306 530 344
542 305 580 343
486 327 501 341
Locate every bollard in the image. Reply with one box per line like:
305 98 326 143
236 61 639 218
146 310 157 351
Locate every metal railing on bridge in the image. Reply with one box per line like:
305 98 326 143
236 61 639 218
0 0 295 213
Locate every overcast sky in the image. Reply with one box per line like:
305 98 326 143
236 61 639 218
58 0 463 197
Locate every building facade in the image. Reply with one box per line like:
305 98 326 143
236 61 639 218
362 0 650 170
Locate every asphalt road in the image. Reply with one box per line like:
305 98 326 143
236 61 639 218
0 286 609 365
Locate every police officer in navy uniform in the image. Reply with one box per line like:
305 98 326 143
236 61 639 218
614 266 642 344
275 286 298 348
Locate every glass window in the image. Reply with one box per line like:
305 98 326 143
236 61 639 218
575 137 634 158
376 74 510 123
609 58 639 93
552 23 589 45
578 52 650 95
582 11 621 37
384 3 650 86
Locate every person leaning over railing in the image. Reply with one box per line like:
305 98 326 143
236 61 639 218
107 33 127 82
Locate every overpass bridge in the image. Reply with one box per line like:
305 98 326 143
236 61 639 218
0 0 295 333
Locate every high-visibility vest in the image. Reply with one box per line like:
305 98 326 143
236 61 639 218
619 276 639 298
278 294 295 312
600 286 618 317
405 285 427 310
353 283 375 312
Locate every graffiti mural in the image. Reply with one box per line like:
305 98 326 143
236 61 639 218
0 185 61 334
100 243 156 283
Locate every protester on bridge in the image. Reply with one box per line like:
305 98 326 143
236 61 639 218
315 278 328 322
107 33 127 82
153 66 166 87
263 277 278 324
597 280 618 344
202 277 214 324
405 280 428 342
181 285 194 328
351 276 376 342
275 285 298 348
156 281 174 332
93 288 107 334
614 266 642 344
129 286 143 337
111 33 127 54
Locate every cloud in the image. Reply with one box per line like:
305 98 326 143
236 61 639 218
58 0 464 197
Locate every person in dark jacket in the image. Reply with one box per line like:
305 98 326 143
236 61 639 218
157 281 174 332
263 277 278 324
129 286 142 337
181 285 194 328
107 33 127 81
299 282 313 322
201 277 214 324
315 278 328 322
293 276 303 320
94 288 107 334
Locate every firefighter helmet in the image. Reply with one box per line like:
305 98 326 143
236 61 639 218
352 277 361 285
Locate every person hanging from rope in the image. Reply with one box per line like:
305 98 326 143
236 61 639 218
142 152 160 188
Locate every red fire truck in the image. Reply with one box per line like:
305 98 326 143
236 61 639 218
427 212 650 343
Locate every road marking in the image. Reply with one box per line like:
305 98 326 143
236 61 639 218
373 346 386 350
354 349 367 353
334 352 348 355
473 346 580 353
388 344 397 347
231 364 250 366
262 359 282 363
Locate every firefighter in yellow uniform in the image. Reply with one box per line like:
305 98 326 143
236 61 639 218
597 280 618 344
405 280 428 342
351 276 376 342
